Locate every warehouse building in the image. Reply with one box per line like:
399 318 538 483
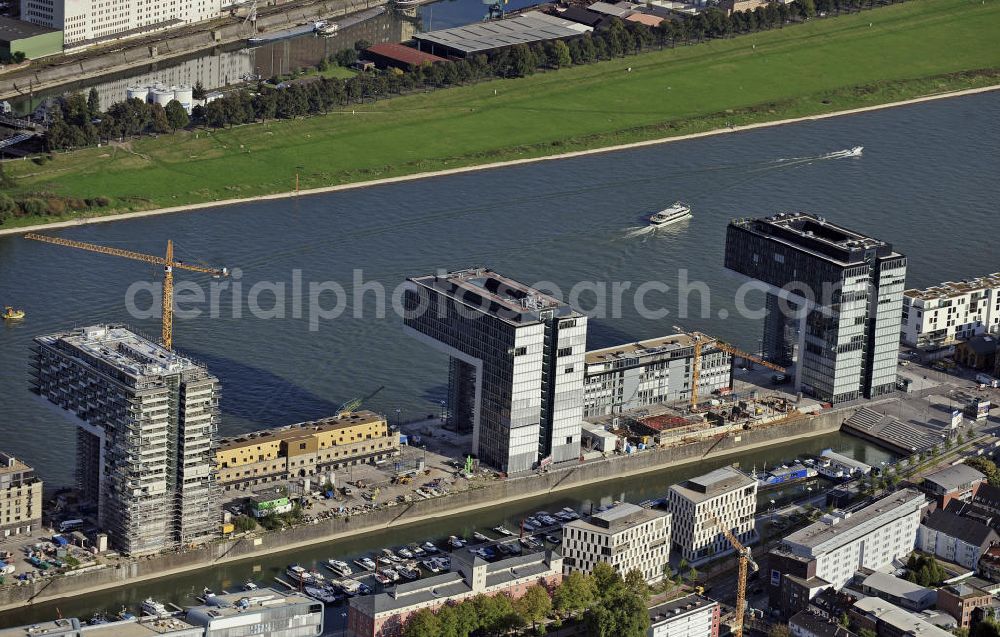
216 410 399 491
363 43 448 71
412 12 592 58
0 16 62 59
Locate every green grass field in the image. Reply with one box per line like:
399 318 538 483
5 0 1000 222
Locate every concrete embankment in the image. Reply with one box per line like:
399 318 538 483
0 405 853 612
0 0 386 100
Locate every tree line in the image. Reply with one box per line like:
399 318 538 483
401 562 653 637
38 0 907 153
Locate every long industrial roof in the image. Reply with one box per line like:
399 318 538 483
413 12 592 54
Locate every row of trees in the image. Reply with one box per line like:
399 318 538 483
41 0 902 151
401 563 652 637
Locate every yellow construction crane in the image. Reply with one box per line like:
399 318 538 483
708 512 759 637
674 326 787 409
24 233 228 350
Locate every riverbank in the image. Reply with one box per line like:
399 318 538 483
2 82 999 237
0 405 853 612
2 0 998 231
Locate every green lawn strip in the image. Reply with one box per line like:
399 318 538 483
3 0 998 222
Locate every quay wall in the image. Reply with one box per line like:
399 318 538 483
0 0 386 100
0 405 853 612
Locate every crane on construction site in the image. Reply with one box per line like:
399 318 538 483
708 512 759 637
338 385 385 417
674 325 787 410
24 233 228 351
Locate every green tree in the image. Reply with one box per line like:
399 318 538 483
553 571 596 618
584 587 651 637
192 81 207 99
966 457 1000 486
770 626 792 637
233 515 257 532
436 605 460 637
402 608 440 637
859 630 877 637
354 39 371 51
87 87 101 115
545 40 572 68
164 100 190 131
971 619 1000 637
592 562 624 600
149 103 171 134
515 584 552 630
623 569 649 601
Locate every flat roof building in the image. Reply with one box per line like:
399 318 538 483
725 213 907 404
363 43 448 70
902 272 1000 348
216 410 399 491
769 489 927 616
648 594 720 637
0 16 62 58
665 467 757 564
921 464 987 508
33 325 220 555
848 597 953 637
562 502 671 584
0 451 42 539
184 589 323 637
856 571 936 611
402 268 587 473
583 333 732 417
412 12 592 58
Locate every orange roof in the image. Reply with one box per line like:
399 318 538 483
625 12 663 27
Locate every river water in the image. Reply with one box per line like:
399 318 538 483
0 87 997 628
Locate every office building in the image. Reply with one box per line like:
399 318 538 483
562 502 671 584
402 268 587 473
216 410 399 491
347 550 563 637
583 333 732 417
0 451 42 539
768 489 926 616
21 0 223 48
901 273 1000 348
916 509 999 570
725 213 907 404
33 325 220 555
936 583 995 629
647 594 720 637
664 467 757 564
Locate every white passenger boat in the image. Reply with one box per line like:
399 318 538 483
649 202 692 227
141 598 169 618
326 560 352 577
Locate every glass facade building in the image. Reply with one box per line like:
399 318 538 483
402 268 586 474
725 213 906 404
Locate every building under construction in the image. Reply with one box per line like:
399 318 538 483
32 325 219 555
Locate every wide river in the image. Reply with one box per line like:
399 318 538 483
0 90 996 627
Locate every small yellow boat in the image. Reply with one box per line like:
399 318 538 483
2 306 25 320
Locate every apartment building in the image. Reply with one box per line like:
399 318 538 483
768 489 927 617
583 333 732 417
647 594 720 637
216 410 399 491
0 452 42 539
901 273 1000 348
561 502 671 584
725 213 907 404
664 467 757 564
21 0 223 48
347 550 562 637
33 325 219 555
916 509 999 570
402 268 587 473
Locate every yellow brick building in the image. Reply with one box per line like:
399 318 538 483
216 411 399 491
0 452 42 539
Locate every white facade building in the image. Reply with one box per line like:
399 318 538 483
664 467 757 564
562 502 671 584
647 594 720 637
779 489 927 590
902 273 1000 347
583 334 732 417
21 0 223 48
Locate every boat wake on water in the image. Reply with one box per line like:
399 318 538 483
766 146 864 169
